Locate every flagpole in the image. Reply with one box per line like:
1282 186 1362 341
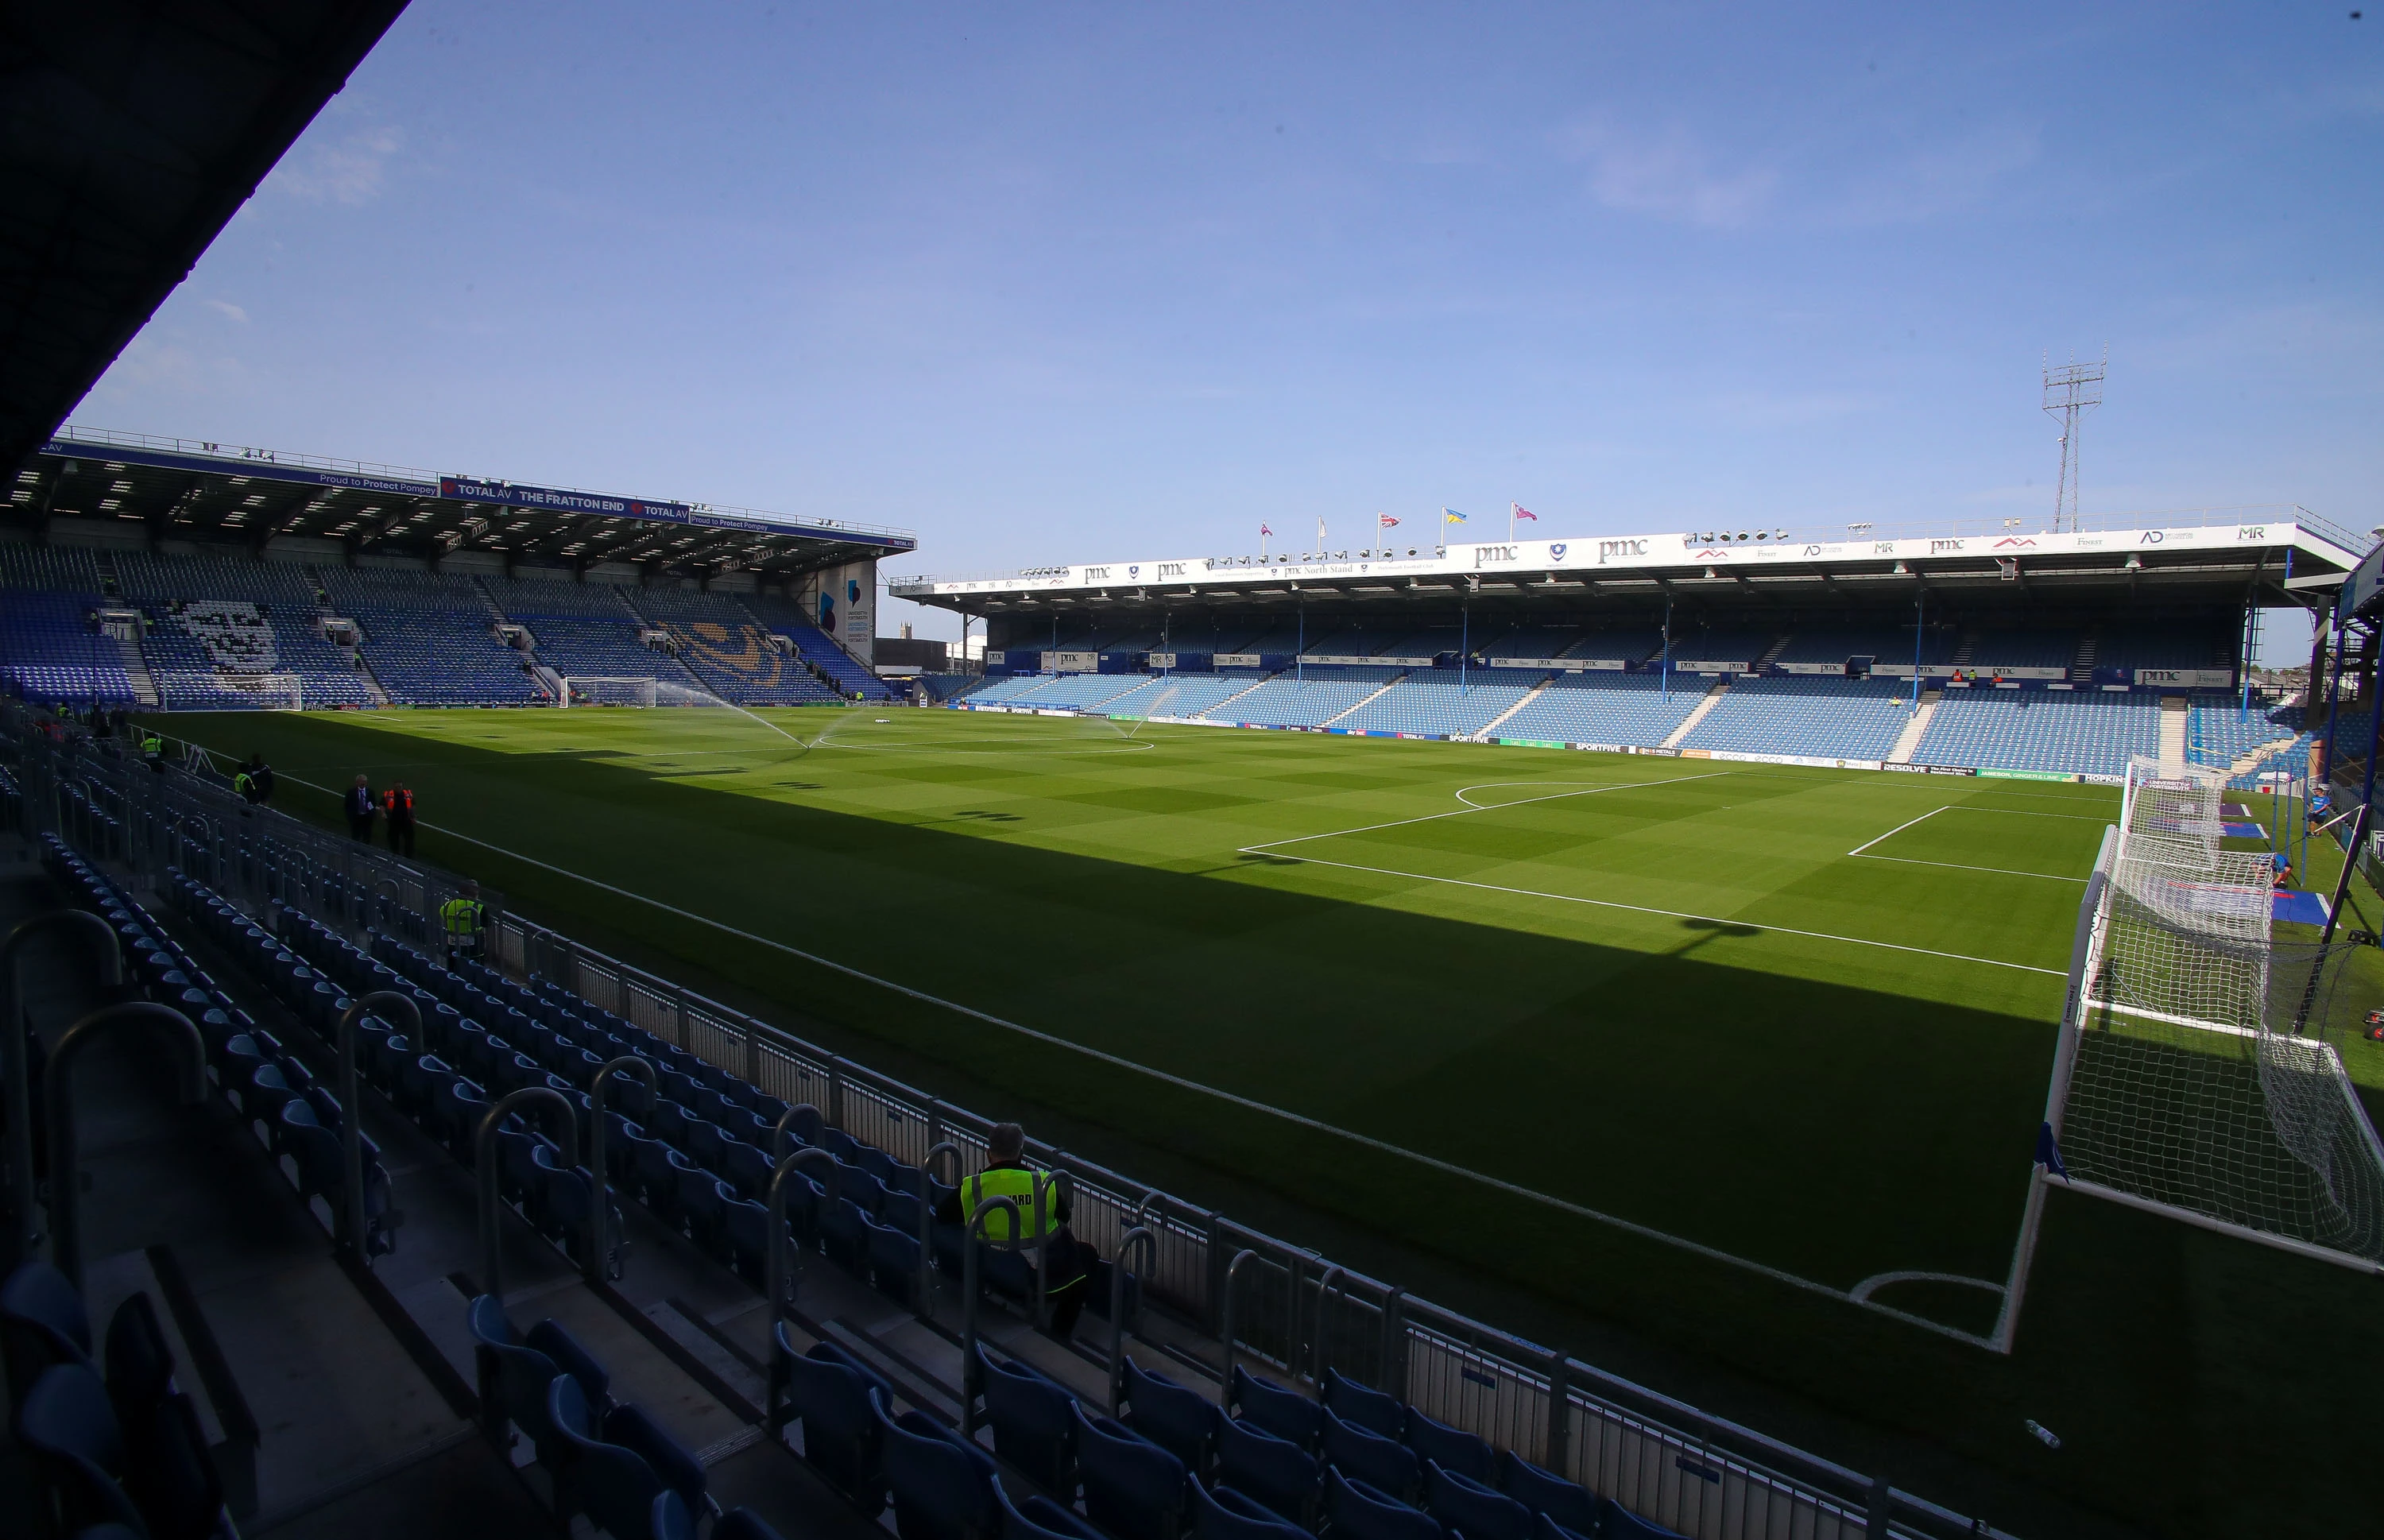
1507 503 1515 543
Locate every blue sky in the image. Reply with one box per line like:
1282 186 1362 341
75 3 2382 653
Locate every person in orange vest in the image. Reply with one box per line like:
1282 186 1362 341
381 780 417 858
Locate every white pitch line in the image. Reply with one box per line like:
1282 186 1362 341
1247 774 2066 976
1245 850 2067 977
1249 771 1736 853
1853 854 2088 883
1846 806 1948 857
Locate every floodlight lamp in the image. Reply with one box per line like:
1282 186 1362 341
1893 561 1908 575
2125 554 2143 571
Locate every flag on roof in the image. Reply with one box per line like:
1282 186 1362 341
1260 524 1273 536
1379 513 1399 528
1443 508 1467 524
1512 503 1538 522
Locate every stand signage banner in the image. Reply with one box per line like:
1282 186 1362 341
1978 767 2077 782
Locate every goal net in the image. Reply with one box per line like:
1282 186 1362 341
2045 756 2384 1265
156 671 303 710
558 676 721 710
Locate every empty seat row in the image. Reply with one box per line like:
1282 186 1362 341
2 1260 234 1540
41 839 402 1259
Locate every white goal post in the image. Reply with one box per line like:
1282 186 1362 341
2001 757 2384 1348
155 670 304 710
557 675 723 710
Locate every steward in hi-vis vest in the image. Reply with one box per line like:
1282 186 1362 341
440 880 486 958
934 1121 1099 1338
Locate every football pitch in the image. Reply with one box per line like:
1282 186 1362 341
152 705 2384 1537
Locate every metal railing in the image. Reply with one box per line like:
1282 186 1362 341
2 705 2018 1540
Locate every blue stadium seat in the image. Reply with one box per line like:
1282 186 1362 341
874 1389 1001 1540
776 1325 891 1515
999 1479 1111 1540
1213 1411 1319 1528
1403 1408 1492 1486
1425 1461 1531 1540
16 1362 148 1535
1193 1480 1310 1540
1497 1449 1597 1534
548 1375 704 1540
1074 1401 1189 1540
1229 1364 1322 1450
1325 1468 1442 1540
1322 1370 1406 1440
1122 1360 1215 1480
976 1342 1076 1491
1321 1407 1418 1502
2 1260 96 1400
1599 1498 1689 1540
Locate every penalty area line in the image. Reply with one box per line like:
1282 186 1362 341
267 772 1974 1337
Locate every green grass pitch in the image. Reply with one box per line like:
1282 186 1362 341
151 705 2384 1539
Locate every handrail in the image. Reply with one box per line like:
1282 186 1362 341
1311 1263 1347 1385
44 1003 203 1290
586 1056 657 1283
919 1140 961 1321
473 1087 576 1303
764 1146 842 1331
960 1194 1023 1438
3 910 122 1264
1217 1248 1258 1387
335 991 419 1261
1107 1225 1155 1415
770 1100 822 1159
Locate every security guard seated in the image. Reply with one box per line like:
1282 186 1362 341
439 880 486 962
935 1121 1097 1337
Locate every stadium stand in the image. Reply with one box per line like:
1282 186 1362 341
630 589 842 706
1333 671 1549 737
2189 695 2301 768
743 597 899 701
0 546 139 706
1487 672 1709 747
1198 665 1405 727
318 565 546 706
1678 675 1916 760
114 549 375 708
1911 687 2163 775
482 577 705 693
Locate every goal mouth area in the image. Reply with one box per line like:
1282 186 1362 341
555 675 722 708
153 670 304 710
